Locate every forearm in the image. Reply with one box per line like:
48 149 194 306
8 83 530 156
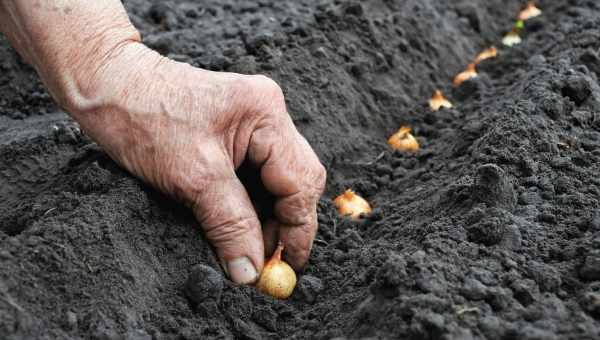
0 0 140 111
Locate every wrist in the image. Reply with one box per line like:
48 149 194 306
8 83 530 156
52 33 144 115
0 1 145 115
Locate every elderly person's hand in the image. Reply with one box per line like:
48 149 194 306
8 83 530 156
0 1 326 284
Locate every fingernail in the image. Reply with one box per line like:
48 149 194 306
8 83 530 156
227 257 259 284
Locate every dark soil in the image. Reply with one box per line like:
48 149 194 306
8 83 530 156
2 0 600 339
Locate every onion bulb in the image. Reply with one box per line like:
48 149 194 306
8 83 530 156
474 46 497 64
388 126 419 152
256 243 296 299
518 2 541 21
334 189 372 219
502 28 522 47
429 90 453 111
453 63 478 87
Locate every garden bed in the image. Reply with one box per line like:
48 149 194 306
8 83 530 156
1 1 600 339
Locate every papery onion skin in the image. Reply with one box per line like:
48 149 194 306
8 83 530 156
388 126 419 152
502 31 522 47
453 63 478 87
429 90 453 111
334 189 372 219
518 2 541 21
474 46 497 64
256 243 297 299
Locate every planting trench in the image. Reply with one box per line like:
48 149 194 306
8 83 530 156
2 0 600 339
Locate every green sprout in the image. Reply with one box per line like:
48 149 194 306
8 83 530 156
514 20 525 31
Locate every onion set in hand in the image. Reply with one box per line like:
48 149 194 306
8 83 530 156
256 243 297 299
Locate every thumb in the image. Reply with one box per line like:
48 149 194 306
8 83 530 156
190 173 264 285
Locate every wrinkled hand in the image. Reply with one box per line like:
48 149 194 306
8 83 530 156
68 42 326 284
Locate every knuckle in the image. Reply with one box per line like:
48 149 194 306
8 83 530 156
202 216 257 244
252 74 280 90
228 76 254 99
276 195 312 226
229 74 286 119
251 75 285 105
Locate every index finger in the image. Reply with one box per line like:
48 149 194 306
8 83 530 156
248 119 326 270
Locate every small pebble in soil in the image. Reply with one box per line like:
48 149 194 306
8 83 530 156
185 264 224 305
53 123 80 144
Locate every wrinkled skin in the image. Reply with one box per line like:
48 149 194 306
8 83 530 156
77 43 327 283
0 1 326 284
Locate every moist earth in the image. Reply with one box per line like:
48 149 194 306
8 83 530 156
2 0 600 339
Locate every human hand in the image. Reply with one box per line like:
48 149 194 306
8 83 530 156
0 0 326 285
63 42 326 284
